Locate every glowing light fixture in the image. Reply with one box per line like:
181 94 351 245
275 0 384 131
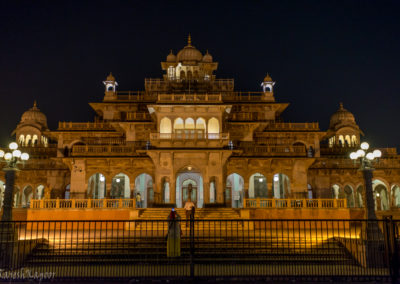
99 175 105 182
366 153 374 160
12 150 21 158
187 166 192 171
273 175 279 182
350 152 358 160
21 153 29 161
0 150 4 158
373 149 382 158
360 142 369 150
4 153 12 161
116 178 120 183
356 149 365 157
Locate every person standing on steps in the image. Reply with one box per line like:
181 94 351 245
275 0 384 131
167 208 181 257
184 197 195 220
136 192 142 208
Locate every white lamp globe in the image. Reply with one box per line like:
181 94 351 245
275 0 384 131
9 142 18 150
349 152 358 160
21 153 29 161
360 142 369 150
0 150 4 158
273 176 279 182
4 152 12 161
366 153 374 160
116 178 120 183
259 178 263 182
373 149 382 158
356 149 365 157
12 150 21 158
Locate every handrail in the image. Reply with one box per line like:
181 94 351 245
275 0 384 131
244 198 347 209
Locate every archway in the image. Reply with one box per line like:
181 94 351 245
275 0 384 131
87 173 106 199
161 177 170 203
209 177 217 204
65 184 71 199
356 185 363 208
373 180 389 210
249 173 268 198
134 173 153 208
344 185 355 208
176 168 203 208
307 184 313 199
392 185 400 208
111 173 130 199
208 117 219 137
226 173 244 208
36 185 45 199
160 117 172 135
272 173 290 198
22 185 33 208
13 187 21 208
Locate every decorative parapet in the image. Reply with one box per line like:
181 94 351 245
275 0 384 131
237 145 307 157
244 198 347 209
71 145 138 156
58 122 115 131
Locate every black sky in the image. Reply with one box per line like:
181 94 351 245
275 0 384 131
1 0 399 149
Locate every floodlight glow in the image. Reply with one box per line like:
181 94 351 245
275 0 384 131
116 178 120 183
259 178 263 182
273 176 279 182
360 142 369 150
99 175 105 182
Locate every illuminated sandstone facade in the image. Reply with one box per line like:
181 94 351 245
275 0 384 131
1 36 400 211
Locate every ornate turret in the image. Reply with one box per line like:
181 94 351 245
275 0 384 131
103 72 118 100
261 73 275 93
326 103 363 147
13 101 49 147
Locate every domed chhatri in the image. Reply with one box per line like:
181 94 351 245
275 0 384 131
263 73 273 82
106 72 116 82
202 50 213 63
176 34 203 63
166 50 176 62
21 100 48 128
329 102 356 129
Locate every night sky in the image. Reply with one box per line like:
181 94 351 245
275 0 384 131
1 1 399 150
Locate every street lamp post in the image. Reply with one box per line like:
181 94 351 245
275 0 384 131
350 142 384 267
0 142 30 222
0 142 29 269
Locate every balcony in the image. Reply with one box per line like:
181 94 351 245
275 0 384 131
150 132 229 148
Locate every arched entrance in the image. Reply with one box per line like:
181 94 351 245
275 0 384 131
373 180 389 210
176 167 203 208
134 173 153 208
0 180 4 210
392 185 400 208
344 185 355 208
331 184 341 199
249 173 268 198
273 173 290 198
36 185 45 199
22 185 33 208
87 173 106 199
226 173 244 208
111 173 130 199
356 185 363 208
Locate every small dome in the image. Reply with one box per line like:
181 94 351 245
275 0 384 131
202 50 213 63
20 101 48 128
263 73 273 82
166 50 176 62
329 103 356 129
106 72 115 81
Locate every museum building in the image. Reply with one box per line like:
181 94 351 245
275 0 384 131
1 36 400 214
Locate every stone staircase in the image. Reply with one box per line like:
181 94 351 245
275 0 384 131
131 208 244 231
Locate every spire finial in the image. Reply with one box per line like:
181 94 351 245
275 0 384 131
188 33 192 46
339 102 344 109
33 100 37 108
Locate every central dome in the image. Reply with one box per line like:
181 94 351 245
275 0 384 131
176 35 203 63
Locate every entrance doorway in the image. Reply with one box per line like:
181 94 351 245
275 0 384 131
176 168 203 208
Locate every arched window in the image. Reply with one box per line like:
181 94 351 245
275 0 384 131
392 185 400 208
22 185 33 208
338 135 344 147
185 118 195 129
25 135 32 147
272 173 290 199
351 135 357 146
331 184 340 199
356 185 363 208
344 185 355 208
196 118 206 130
168 66 175 80
134 173 153 208
87 173 106 199
174 118 184 132
111 173 131 199
36 185 45 199
18 135 25 146
208 117 219 136
226 173 244 208
0 180 5 210
160 117 172 134
373 180 389 210
345 135 351 147
249 173 268 198
32 135 38 147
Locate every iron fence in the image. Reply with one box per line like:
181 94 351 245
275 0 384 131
0 218 398 281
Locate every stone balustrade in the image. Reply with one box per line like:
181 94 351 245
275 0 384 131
71 145 137 156
150 132 229 140
30 199 136 209
239 145 307 156
58 122 115 131
157 93 222 103
244 198 347 209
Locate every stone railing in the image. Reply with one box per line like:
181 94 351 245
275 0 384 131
244 198 347 209
71 145 137 156
150 133 229 140
82 137 126 145
239 145 307 156
30 199 136 209
157 93 222 103
262 122 320 131
115 91 156 101
58 122 115 131
126 112 152 121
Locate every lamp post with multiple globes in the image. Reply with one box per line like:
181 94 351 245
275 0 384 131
0 142 30 222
